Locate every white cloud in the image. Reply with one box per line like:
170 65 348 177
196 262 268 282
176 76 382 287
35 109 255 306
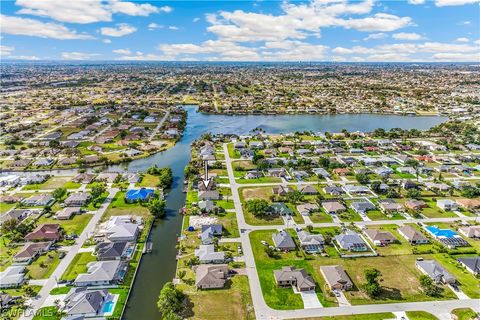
435 0 479 6
432 52 480 61
61 52 101 60
168 26 179 30
193 17 200 23
0 45 14 56
392 32 424 40
15 0 164 24
455 37 469 42
115 51 166 60
408 0 425 4
475 40 480 45
340 13 413 32
363 33 387 40
113 48 131 55
0 14 94 40
100 23 137 37
148 23 164 30
9 55 40 60
103 39 112 43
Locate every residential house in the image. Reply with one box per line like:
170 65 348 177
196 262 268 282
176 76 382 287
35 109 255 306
323 186 344 196
63 288 110 318
416 260 455 284
74 260 128 287
335 230 368 252
125 188 155 203
300 185 318 195
56 207 82 220
268 203 293 216
398 226 428 244
64 192 90 206
457 257 480 275
198 190 221 201
73 173 95 184
101 216 139 242
245 170 262 179
195 264 229 289
320 265 353 291
201 224 223 245
0 266 25 288
272 230 296 251
272 185 290 196
378 199 404 214
296 203 318 216
296 228 324 253
25 224 61 241
456 199 480 210
273 266 316 292
405 200 428 211
0 209 30 224
458 226 480 238
13 242 52 264
22 194 54 207
364 229 396 246
322 201 346 214
195 245 225 264
198 200 214 213
350 201 375 215
96 241 133 261
436 199 458 211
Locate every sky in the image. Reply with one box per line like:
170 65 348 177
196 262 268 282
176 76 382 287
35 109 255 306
0 0 479 62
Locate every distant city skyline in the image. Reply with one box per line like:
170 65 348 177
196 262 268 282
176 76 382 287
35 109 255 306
1 0 479 62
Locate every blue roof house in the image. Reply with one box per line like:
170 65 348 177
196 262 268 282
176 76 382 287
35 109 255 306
125 188 155 203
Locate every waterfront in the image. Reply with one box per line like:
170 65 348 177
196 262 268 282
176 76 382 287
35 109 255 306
122 108 446 319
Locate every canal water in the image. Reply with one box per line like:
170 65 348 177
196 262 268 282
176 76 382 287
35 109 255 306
122 107 446 319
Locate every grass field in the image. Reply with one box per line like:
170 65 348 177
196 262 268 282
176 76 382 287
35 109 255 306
102 191 151 221
137 173 160 187
451 308 478 320
37 213 92 236
60 252 96 281
405 311 438 320
289 313 395 320
27 251 61 279
0 202 16 214
241 186 273 202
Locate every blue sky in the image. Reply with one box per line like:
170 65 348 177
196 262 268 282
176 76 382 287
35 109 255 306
1 0 479 61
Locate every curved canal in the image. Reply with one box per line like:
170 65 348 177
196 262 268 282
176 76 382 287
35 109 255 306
120 107 447 319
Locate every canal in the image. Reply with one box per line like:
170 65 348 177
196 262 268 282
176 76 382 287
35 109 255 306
122 107 446 319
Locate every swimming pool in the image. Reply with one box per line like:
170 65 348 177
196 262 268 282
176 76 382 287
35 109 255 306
103 301 114 313
425 226 457 238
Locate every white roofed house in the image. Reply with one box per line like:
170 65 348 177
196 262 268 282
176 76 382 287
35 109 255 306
63 287 111 317
64 192 90 206
0 266 25 288
195 245 225 264
436 199 458 211
74 261 128 287
100 216 140 242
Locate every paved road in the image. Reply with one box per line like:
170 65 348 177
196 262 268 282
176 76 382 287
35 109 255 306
149 110 170 141
21 188 118 319
222 143 480 320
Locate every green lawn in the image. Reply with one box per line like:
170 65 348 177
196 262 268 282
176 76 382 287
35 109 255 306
289 313 395 320
37 213 92 236
60 252 96 281
309 212 334 223
33 307 61 320
49 286 72 295
405 311 438 320
237 177 282 184
451 308 478 320
0 202 16 214
27 251 61 279
137 173 160 187
102 191 151 221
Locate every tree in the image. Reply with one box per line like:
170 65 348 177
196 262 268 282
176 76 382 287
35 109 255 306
419 275 443 297
90 182 106 199
370 181 382 193
363 268 382 298
286 190 304 205
461 185 480 198
1 218 19 235
148 198 166 218
157 282 185 320
52 187 67 200
406 188 421 199
245 199 269 217
355 173 370 185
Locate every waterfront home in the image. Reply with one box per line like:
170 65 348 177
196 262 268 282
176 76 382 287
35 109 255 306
198 190 221 201
73 173 96 184
125 188 155 203
0 266 25 288
436 199 458 211
25 224 61 241
322 201 346 215
416 260 455 285
272 230 296 251
273 266 316 292
320 265 353 291
195 264 228 289
458 226 480 238
33 158 54 167
195 245 225 264
457 257 480 275
364 229 396 246
335 230 368 252
64 192 90 206
398 226 428 244
13 242 52 264
101 216 139 242
296 228 324 253
201 224 223 245
96 241 134 261
74 261 128 286
198 200 214 213
63 287 110 317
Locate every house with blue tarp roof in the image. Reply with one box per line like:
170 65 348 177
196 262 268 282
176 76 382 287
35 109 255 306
125 188 155 203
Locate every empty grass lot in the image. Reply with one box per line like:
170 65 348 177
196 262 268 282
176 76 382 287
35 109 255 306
136 173 160 187
60 252 96 281
37 213 92 236
102 191 150 221
27 251 61 279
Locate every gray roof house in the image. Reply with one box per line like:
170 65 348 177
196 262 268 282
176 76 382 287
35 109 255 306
64 193 90 206
96 241 133 261
195 245 225 264
335 230 368 252
350 201 375 214
198 190 221 201
273 266 316 292
74 261 128 287
201 224 223 245
320 265 353 291
272 230 296 251
63 288 109 317
13 241 52 264
0 266 25 288
457 257 480 275
198 200 215 213
195 264 228 289
398 225 429 244
416 260 456 284
296 229 324 254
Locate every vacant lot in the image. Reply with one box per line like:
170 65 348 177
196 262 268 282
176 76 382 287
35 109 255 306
60 252 96 281
37 213 92 236
103 191 150 221
241 186 273 202
27 251 61 279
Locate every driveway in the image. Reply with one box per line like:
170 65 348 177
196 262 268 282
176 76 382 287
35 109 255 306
448 285 470 300
336 291 351 307
299 291 322 309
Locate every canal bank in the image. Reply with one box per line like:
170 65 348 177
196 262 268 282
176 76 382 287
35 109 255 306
119 107 447 319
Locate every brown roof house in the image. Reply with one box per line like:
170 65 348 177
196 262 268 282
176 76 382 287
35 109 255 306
405 200 428 211
364 229 396 246
25 224 61 241
322 201 346 215
398 225 428 244
13 242 52 264
274 266 316 292
195 264 229 289
320 265 353 291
